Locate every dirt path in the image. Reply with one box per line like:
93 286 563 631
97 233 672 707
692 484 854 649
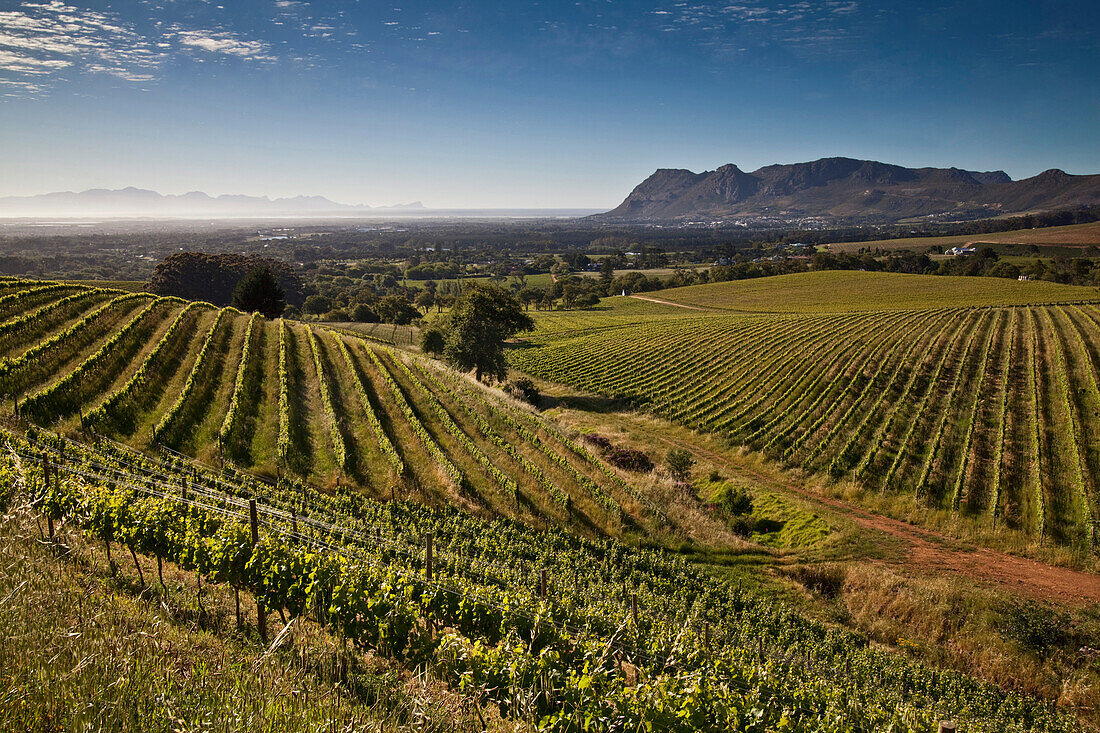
629 295 712 311
647 430 1100 606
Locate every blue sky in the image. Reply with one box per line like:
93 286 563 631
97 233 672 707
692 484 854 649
0 0 1098 208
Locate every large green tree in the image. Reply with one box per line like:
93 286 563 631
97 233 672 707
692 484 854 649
442 283 533 382
232 265 286 318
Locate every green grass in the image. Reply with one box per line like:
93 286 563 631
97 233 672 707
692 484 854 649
508 272 1100 553
648 270 1100 312
826 220 1100 253
0 509 493 733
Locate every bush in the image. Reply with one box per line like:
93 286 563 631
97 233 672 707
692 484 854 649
582 433 614 451
505 377 540 406
998 600 1072 653
714 484 754 516
605 447 653 472
665 448 695 480
785 564 848 599
728 515 755 538
303 294 331 315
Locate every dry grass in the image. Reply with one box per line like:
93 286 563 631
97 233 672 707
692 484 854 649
835 564 1100 728
0 501 509 733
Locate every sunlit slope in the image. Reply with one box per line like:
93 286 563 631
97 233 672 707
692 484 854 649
0 277 666 539
643 270 1100 312
510 272 1100 548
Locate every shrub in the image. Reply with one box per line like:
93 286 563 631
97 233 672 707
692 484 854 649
714 484 754 516
665 448 695 480
421 326 445 355
605 447 653 472
582 433 614 451
785 564 848 599
323 308 350 322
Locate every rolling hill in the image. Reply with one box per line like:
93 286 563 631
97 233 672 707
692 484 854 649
0 277 691 542
510 272 1100 549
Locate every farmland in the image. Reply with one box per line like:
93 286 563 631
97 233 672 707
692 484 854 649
0 423 1083 732
3 272 1100 730
826 220 1100 254
510 271 1100 549
0 277 719 544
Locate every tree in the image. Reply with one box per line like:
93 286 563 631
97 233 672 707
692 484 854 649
303 294 331 315
442 283 533 382
376 294 420 325
351 303 379 323
149 252 304 307
232 265 286 318
420 325 445 355
415 289 436 314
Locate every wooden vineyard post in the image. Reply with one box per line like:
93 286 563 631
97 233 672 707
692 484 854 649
425 533 433 582
540 568 548 600
938 722 956 733
291 510 298 538
44 459 54 541
250 499 268 645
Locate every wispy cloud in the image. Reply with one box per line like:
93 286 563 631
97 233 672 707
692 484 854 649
174 29 276 61
0 1 288 97
0 1 163 94
651 0 865 57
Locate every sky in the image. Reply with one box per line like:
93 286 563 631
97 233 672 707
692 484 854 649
0 0 1098 208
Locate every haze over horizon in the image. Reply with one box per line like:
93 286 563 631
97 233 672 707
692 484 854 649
1 0 1097 209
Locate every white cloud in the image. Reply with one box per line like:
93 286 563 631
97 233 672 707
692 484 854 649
0 1 164 94
175 29 276 60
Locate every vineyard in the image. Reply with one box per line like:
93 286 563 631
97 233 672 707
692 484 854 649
510 272 1100 549
0 278 683 540
0 427 1081 732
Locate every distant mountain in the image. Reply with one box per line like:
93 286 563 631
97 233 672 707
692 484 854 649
599 157 1100 223
0 187 425 218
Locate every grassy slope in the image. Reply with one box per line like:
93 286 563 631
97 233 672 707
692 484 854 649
125 307 220 446
646 270 1100 312
236 318 281 478
172 312 246 464
826 220 1100 253
0 510 495 733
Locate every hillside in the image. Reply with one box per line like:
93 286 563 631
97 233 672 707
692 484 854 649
4 273 1100 730
599 157 1100 223
637 270 1100 312
827 219 1100 254
510 272 1100 549
4 426 1085 731
0 277 711 543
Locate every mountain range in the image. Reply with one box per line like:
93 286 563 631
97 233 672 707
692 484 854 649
599 157 1100 223
0 187 424 218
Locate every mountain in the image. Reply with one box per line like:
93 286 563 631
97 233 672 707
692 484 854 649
0 187 426 218
600 157 1100 223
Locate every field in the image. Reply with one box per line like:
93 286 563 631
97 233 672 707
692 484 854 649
0 425 1082 733
0 277 718 544
5 272 1100 731
826 220 1100 254
509 271 1100 549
